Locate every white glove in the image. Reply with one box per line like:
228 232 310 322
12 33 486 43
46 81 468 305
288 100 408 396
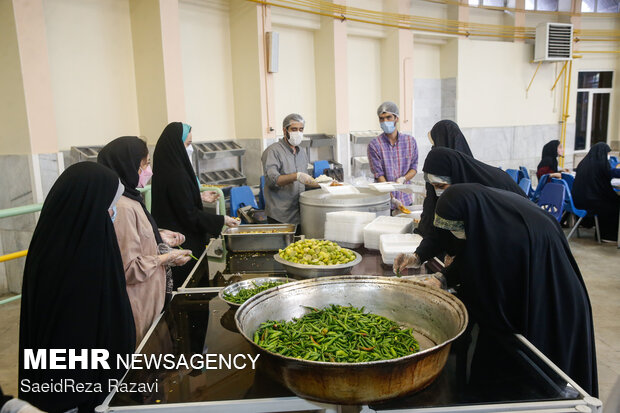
160 249 192 266
297 172 316 185
391 197 404 209
224 215 240 227
201 191 220 203
396 176 406 184
159 229 185 247
393 253 421 275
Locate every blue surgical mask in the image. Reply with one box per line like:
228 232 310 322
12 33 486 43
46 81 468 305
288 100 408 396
110 205 117 223
381 121 396 134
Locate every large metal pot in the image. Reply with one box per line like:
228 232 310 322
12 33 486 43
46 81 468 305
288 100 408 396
235 275 468 404
299 188 390 238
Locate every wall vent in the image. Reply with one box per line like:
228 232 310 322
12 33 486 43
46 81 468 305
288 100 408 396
534 23 573 62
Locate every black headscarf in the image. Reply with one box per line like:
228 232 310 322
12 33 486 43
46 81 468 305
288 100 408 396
423 147 524 195
152 122 224 288
429 120 473 157
573 142 616 207
418 121 472 237
435 183 598 397
98 136 163 244
19 162 135 412
537 140 560 173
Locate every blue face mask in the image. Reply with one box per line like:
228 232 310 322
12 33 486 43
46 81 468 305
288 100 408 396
381 121 396 134
110 205 117 223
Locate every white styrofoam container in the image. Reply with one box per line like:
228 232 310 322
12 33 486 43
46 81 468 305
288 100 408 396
379 233 423 264
363 216 412 250
324 211 376 245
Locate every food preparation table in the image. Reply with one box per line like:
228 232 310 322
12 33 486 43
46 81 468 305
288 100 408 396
97 239 601 412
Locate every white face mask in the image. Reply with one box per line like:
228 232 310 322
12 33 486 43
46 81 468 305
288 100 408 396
451 230 466 240
186 145 194 163
435 188 444 197
288 131 303 146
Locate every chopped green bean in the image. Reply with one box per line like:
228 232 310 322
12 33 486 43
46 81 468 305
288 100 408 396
254 305 420 363
223 281 287 304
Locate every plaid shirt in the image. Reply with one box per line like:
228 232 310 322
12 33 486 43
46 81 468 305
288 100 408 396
367 132 418 207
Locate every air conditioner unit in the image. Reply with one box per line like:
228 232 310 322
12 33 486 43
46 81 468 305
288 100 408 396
534 23 573 62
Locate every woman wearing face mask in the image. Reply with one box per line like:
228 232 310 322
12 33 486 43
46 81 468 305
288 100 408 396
394 147 524 277
98 136 192 344
572 142 620 242
418 183 598 397
151 122 239 288
418 120 473 237
19 162 135 412
536 140 569 179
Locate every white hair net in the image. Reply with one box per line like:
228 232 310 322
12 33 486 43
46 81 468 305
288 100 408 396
377 101 399 118
282 113 306 130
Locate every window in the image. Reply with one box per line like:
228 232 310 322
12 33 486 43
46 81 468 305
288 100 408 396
581 0 620 12
574 71 613 151
482 0 505 6
525 0 559 10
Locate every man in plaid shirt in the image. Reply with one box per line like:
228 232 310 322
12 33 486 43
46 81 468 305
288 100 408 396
367 101 418 209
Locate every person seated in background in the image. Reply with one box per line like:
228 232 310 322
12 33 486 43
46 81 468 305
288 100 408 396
151 122 239 288
367 101 418 211
397 147 525 279
396 183 598 398
417 119 473 237
19 162 135 412
572 142 620 242
98 136 192 345
536 139 569 179
261 113 319 229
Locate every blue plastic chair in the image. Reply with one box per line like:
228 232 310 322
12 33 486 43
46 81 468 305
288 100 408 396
609 156 618 168
505 169 520 183
561 172 575 191
313 160 330 178
518 178 531 196
230 186 258 218
519 166 530 181
258 176 266 210
537 182 565 222
530 174 550 202
551 178 601 243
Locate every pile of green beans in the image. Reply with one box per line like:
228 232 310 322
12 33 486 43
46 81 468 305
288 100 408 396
253 304 420 362
223 281 287 304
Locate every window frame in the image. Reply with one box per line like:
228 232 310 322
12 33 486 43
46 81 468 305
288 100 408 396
574 70 614 153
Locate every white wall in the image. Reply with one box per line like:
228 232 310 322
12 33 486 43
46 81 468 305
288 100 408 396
413 42 441 79
272 25 318 133
43 0 139 149
456 38 563 128
347 35 382 131
179 0 235 140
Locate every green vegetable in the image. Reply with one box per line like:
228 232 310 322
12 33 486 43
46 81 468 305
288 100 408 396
278 239 356 266
223 280 287 304
253 304 420 363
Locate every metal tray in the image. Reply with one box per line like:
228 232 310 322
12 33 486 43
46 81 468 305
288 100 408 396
218 276 293 308
223 224 297 252
273 250 362 278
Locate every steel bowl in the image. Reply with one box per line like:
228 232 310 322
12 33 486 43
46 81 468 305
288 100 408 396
218 277 292 308
273 250 362 278
235 275 468 404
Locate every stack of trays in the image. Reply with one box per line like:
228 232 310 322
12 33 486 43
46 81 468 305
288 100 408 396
363 216 412 250
379 234 423 265
323 211 376 248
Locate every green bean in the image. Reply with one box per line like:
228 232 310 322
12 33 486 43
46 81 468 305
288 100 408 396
223 280 288 304
253 304 420 363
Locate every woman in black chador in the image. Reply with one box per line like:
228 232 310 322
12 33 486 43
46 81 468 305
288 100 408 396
19 162 135 412
430 183 598 397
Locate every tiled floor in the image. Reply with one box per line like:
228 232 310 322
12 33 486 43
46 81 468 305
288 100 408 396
0 233 618 407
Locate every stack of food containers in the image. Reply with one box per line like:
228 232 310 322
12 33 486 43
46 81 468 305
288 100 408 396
363 216 412 250
323 211 376 248
379 234 423 265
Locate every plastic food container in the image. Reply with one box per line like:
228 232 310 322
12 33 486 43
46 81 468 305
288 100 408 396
363 216 412 250
379 233 423 265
